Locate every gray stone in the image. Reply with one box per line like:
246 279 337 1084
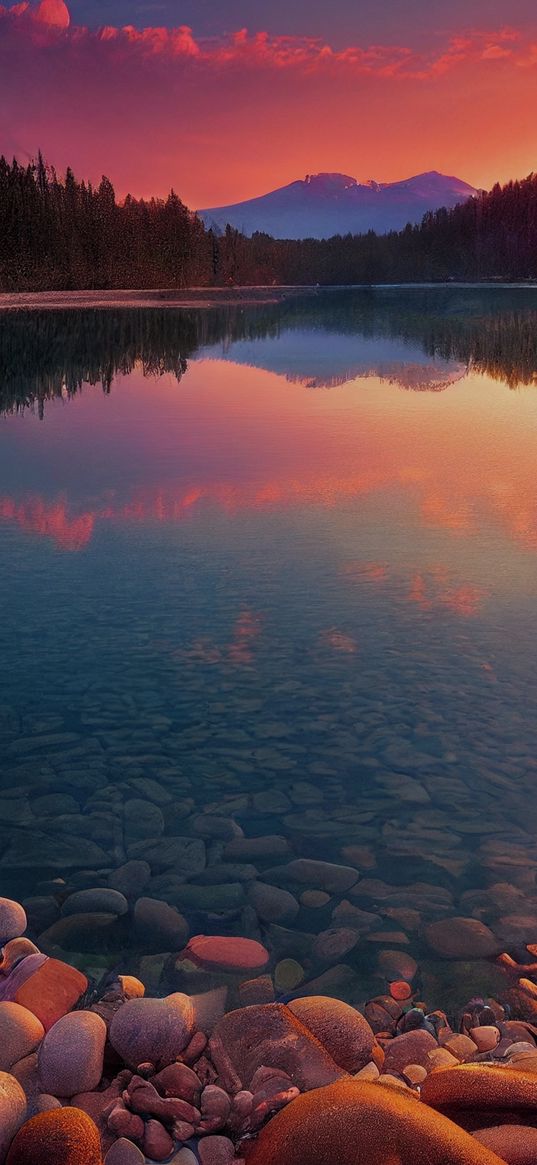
248 882 299 925
62 888 129 917
133 897 189 951
127 836 206 874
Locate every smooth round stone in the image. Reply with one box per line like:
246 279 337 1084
246 1078 503 1165
390 981 412 1002
132 897 189 951
109 993 195 1069
0 1071 27 1161
288 997 375 1073
377 951 417 983
424 918 501 959
312 927 359 963
421 1063 537 1113
470 1026 500 1053
275 959 305 992
108 861 151 900
473 1124 537 1164
0 1004 44 1070
0 899 27 944
105 1139 145 1165
402 1063 428 1086
198 1135 236 1165
383 1031 437 1076
170 1151 198 1165
248 882 299 925
61 888 128 917
184 935 269 972
300 891 330 909
38 1012 107 1097
6 1107 102 1164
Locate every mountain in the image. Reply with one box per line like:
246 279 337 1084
198 171 478 240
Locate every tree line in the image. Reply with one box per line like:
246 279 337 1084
2 154 537 289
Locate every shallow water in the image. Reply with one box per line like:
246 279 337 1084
1 288 537 998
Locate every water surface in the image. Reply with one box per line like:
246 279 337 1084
2 288 537 999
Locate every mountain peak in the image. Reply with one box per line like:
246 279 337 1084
198 170 477 240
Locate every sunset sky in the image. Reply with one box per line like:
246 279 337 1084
1 0 536 206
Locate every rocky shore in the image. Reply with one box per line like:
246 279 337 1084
1 891 537 1164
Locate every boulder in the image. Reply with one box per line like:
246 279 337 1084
0 900 27 944
210 1003 345 1092
0 1071 27 1161
288 997 375 1072
246 1079 505 1165
0 1003 44 1070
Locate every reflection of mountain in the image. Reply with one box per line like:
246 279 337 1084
201 332 467 391
3 287 537 414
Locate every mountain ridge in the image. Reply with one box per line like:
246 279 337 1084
198 170 478 240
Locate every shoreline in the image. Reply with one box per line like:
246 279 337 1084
0 879 537 1163
1 282 537 313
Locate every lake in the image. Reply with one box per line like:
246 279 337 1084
1 286 537 1004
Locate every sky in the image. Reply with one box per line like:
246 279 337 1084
1 0 537 206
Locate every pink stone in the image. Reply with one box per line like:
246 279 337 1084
109 993 195 1069
142 1118 174 1160
184 936 269 972
382 1030 437 1076
152 1062 201 1103
198 1135 236 1165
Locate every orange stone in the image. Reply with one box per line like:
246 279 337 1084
6 1108 102 1164
15 959 88 1032
246 1079 506 1165
421 1063 537 1114
184 935 269 972
390 981 412 1001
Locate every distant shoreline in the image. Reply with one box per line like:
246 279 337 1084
1 282 537 312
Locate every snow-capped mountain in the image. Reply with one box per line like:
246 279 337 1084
198 171 477 240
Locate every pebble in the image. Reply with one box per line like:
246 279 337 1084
109 992 195 1069
5 1107 102 1164
300 891 330 908
424 917 501 959
104 1140 145 1165
198 1135 236 1165
0 899 27 944
61 888 129 916
38 1012 107 1097
264 859 359 893
184 935 269 972
0 1071 27 1161
248 882 299 925
132 897 189 951
274 959 304 992
470 1026 500 1052
0 1004 44 1070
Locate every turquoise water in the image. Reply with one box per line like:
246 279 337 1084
1 288 537 998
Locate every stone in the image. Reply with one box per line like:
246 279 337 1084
108 861 151 900
152 1062 201 1104
38 913 119 953
288 997 375 1073
109 993 195 1069
184 935 269 973
383 1030 437 1076
473 1125 537 1164
246 1079 505 1165
239 976 276 1006
209 1003 345 1093
402 1063 428 1086
6 1107 102 1164
424 918 501 960
0 1071 27 1161
442 1034 479 1062
0 899 27 944
300 891 330 908
192 815 243 840
377 951 418 983
127 837 205 875
0 1004 44 1070
470 1026 500 1052
171 1152 198 1165
248 882 299 925
124 798 165 843
198 1136 236 1165
132 898 189 952
142 1118 174 1160
274 960 304 992
38 1012 107 1096
104 1140 145 1165
223 836 291 861
312 928 359 963
390 981 412 1002
15 957 88 1031
264 859 359 893
61 889 128 917
22 897 60 934
421 1063 537 1115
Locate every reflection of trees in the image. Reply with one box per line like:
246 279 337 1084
3 288 537 414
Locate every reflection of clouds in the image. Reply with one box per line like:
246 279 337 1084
0 496 94 552
319 628 359 653
177 609 263 668
343 560 489 618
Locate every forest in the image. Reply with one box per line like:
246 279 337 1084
2 154 537 289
